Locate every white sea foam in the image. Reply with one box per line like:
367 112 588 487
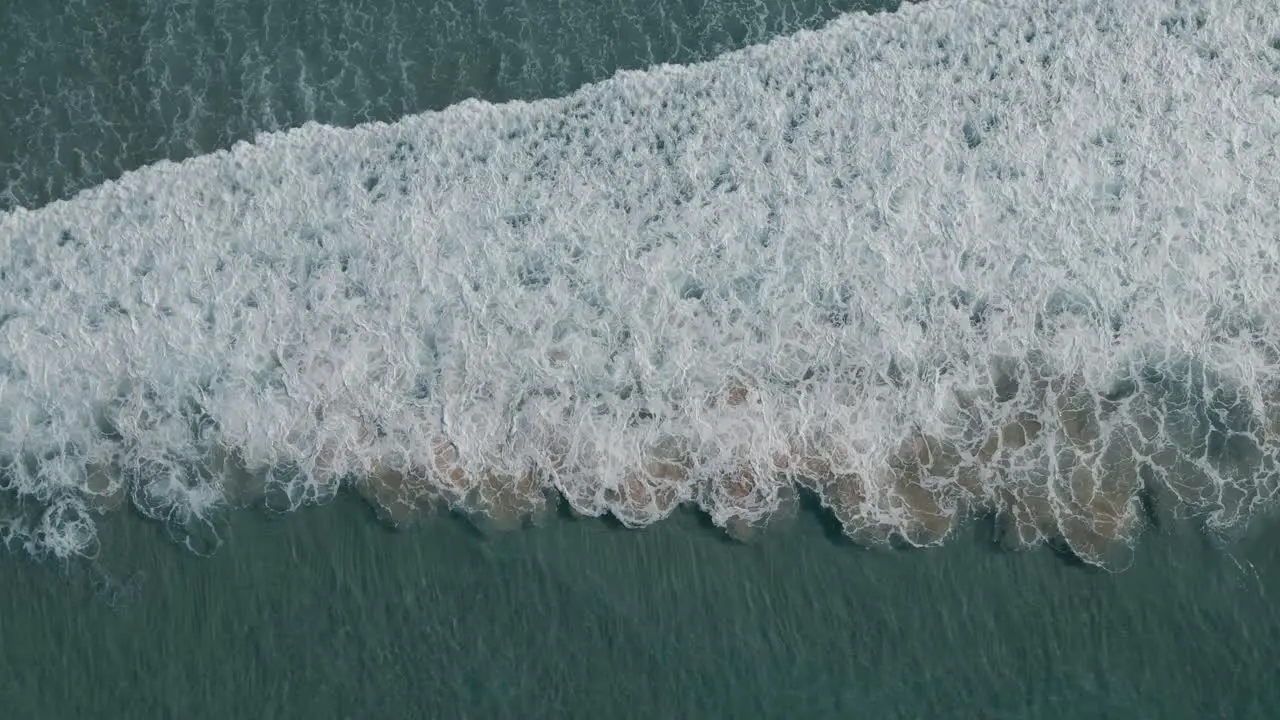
2 0 1278 567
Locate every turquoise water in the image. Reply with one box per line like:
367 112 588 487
5 0 1280 717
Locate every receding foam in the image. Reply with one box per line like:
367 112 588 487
2 0 1279 567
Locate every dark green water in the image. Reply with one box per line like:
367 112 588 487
4 0 1280 718
0 0 903 212
4 496 1280 719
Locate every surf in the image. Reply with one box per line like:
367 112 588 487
1 0 1277 569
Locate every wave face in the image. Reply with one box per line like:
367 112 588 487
2 0 1279 567
0 0 901 212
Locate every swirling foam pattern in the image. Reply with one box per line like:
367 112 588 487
2 0 1278 567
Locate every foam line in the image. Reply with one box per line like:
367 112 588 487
2 0 1279 567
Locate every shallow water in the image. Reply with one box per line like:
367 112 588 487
4 497 1280 718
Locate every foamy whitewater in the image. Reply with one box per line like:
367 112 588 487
1 0 1278 567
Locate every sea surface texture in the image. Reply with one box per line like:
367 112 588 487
6 2 1280 719
0 0 891 212
2 0 1280 573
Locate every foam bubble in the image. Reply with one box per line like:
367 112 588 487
2 0 1279 568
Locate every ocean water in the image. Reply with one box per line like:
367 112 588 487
0 0 899 212
4 0 1280 717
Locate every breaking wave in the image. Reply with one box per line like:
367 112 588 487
2 0 1279 568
